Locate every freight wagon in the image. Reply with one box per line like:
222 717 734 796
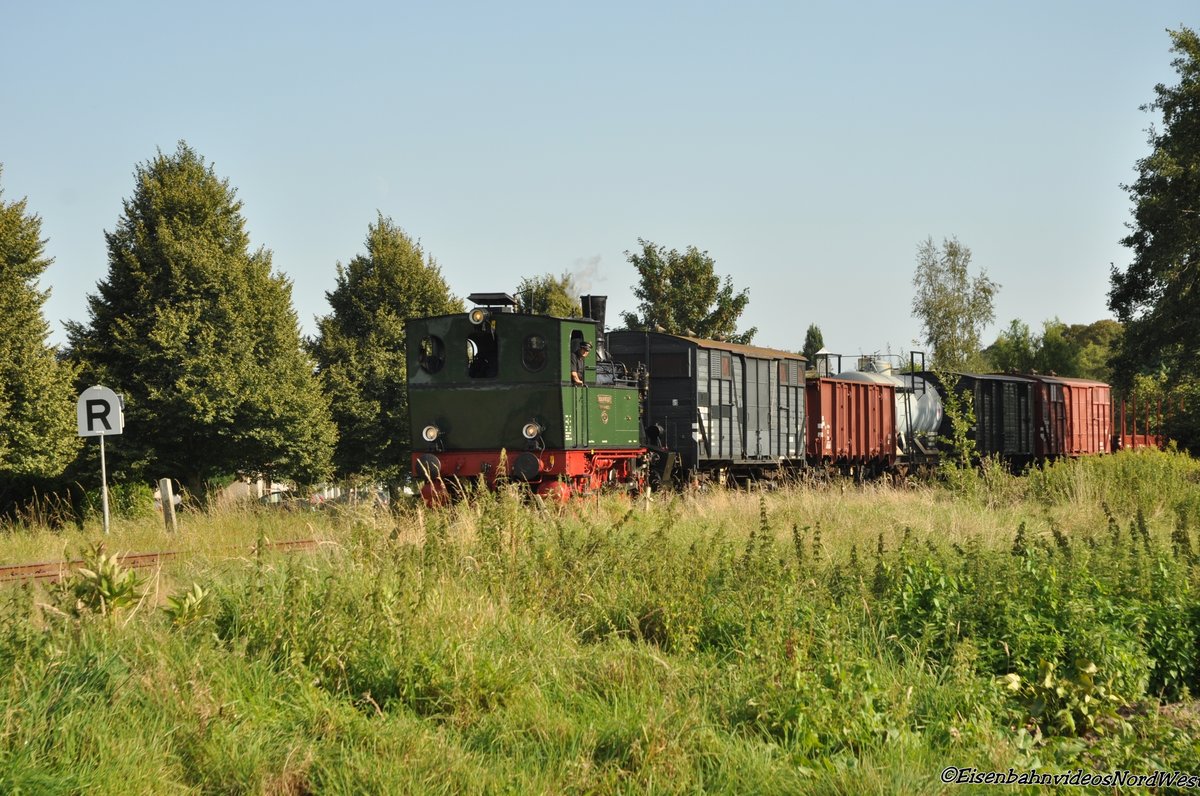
919 371 1037 467
607 330 807 484
1026 375 1113 458
804 375 896 475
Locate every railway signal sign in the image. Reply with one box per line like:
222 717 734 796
77 385 124 437
77 386 124 534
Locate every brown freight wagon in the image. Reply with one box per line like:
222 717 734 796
805 376 897 475
1027 375 1113 458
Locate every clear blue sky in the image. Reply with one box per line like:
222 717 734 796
2 1 1193 358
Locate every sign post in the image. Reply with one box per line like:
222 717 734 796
77 386 124 534
158 478 178 533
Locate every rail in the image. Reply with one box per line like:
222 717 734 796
0 538 319 585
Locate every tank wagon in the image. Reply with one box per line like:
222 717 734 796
606 330 807 485
407 293 646 503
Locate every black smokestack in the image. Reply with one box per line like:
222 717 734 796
580 295 608 358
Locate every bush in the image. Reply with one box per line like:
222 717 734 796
80 481 157 522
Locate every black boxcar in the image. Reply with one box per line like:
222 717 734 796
607 331 806 481
922 372 1036 466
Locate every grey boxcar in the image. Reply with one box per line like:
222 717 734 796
607 331 806 482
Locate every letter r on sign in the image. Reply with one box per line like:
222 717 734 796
87 399 112 432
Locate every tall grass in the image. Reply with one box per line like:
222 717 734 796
0 497 344 567
1 451 1199 793
1027 447 1200 519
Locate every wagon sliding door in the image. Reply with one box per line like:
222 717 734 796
702 350 739 462
777 360 804 460
742 358 773 460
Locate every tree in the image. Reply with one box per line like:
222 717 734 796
802 323 824 362
66 142 335 495
984 319 1038 373
516 272 581 317
984 317 1122 381
911 236 998 370
1110 29 1200 391
0 167 80 509
620 239 756 344
1065 319 1122 382
1036 320 1080 376
311 214 461 481
1108 29 1200 449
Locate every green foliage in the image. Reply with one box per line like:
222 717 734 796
865 507 1195 739
801 323 824 362
66 142 335 494
516 272 581 317
984 318 1123 381
620 238 756 344
56 542 145 617
1067 319 1123 381
1167 375 1200 452
78 480 157 522
933 369 979 490
999 658 1127 737
1027 447 1200 518
1110 28 1200 448
1034 319 1079 375
163 582 209 627
984 319 1038 373
310 214 461 481
911 236 998 370
0 166 81 510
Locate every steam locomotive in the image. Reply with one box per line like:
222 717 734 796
406 294 1154 503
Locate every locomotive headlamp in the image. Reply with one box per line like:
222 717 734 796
468 307 489 325
521 421 542 440
421 424 441 443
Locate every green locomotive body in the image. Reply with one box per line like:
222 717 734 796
407 294 645 502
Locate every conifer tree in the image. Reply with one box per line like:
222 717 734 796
311 214 461 481
0 167 80 507
67 143 335 494
802 323 824 362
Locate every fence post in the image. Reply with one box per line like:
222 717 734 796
159 478 178 533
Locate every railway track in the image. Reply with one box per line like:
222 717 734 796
0 538 320 585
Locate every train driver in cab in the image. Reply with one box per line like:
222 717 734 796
571 340 591 385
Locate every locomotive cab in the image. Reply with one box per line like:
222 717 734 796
407 294 646 502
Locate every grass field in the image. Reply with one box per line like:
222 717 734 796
2 449 1199 794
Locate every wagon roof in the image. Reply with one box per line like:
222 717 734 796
922 370 1038 384
1017 373 1111 387
613 330 806 362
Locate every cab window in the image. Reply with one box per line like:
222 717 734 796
522 334 548 372
418 335 445 374
467 331 498 378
